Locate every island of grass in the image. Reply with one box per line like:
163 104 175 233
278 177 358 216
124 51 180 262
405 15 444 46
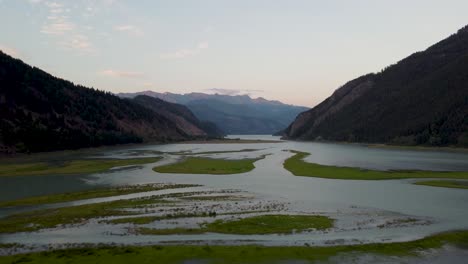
153 156 266 175
0 194 178 234
0 157 162 177
0 183 197 208
284 150 468 180
138 214 333 235
414 180 468 189
1 230 467 263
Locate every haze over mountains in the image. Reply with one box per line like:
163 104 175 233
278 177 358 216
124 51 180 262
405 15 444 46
119 91 308 135
0 52 222 153
283 25 468 147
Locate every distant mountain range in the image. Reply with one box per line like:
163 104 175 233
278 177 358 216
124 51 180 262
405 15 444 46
0 52 222 154
119 91 309 134
283 25 468 147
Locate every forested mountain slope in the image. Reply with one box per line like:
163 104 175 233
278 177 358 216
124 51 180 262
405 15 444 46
283 25 468 147
0 52 218 153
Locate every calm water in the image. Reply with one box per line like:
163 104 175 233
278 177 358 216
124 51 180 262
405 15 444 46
1 135 468 250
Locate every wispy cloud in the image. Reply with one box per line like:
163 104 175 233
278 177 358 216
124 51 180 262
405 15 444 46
114 25 144 36
160 41 209 59
40 2 74 35
60 34 94 53
37 1 95 54
142 82 154 87
99 70 145 78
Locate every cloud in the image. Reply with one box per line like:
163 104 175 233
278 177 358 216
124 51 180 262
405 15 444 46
28 0 43 4
99 70 145 78
37 1 95 54
160 41 209 59
205 88 264 96
41 20 74 35
60 34 94 52
0 45 20 57
114 25 144 36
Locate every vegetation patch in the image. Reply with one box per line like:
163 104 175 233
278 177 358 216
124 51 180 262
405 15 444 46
0 183 197 208
179 138 282 144
1 231 468 263
153 156 266 175
284 150 468 180
180 195 244 201
0 196 172 234
109 211 217 225
0 157 162 177
414 180 468 189
138 214 333 235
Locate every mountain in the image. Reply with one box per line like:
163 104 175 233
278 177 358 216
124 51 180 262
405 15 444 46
132 95 224 137
283 25 468 147
0 51 221 154
119 92 308 134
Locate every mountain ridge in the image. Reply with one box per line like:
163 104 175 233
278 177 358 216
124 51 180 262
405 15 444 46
283 25 468 147
119 91 308 135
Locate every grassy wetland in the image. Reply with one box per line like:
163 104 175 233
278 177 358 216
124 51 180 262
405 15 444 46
153 156 266 174
0 183 196 208
0 157 162 177
1 231 468 264
0 189 193 233
138 214 333 235
1 140 468 263
284 150 468 180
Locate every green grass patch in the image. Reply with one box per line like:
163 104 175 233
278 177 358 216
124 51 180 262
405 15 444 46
0 157 162 177
414 180 468 189
153 156 266 175
284 150 468 180
1 231 467 263
0 183 197 208
138 214 333 235
0 195 172 234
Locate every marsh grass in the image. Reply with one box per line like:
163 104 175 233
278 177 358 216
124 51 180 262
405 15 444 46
153 156 266 175
138 214 333 235
0 196 170 233
2 231 467 263
414 180 468 189
0 157 162 177
284 150 468 180
0 183 197 208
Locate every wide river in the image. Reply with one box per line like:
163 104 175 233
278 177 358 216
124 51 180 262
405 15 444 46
1 135 468 250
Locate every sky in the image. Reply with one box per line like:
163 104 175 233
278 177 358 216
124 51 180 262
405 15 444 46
0 0 467 107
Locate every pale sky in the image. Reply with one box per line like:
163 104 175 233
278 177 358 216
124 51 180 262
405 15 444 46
1 0 467 107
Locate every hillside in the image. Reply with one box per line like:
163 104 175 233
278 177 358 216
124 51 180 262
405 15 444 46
0 52 219 154
132 95 224 137
120 92 308 134
283 25 468 147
